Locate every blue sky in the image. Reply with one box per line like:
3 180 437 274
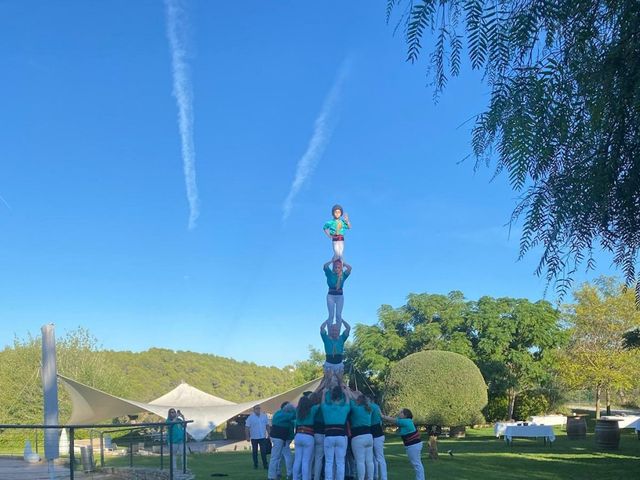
0 0 616 368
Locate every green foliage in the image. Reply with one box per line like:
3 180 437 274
513 390 550 421
0 329 298 436
483 395 509 422
383 350 488 426
387 0 640 297
555 277 640 417
349 291 565 416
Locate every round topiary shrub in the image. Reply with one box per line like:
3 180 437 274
383 350 488 426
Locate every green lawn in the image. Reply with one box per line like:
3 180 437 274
104 426 640 480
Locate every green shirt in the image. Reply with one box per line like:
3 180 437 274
370 402 382 426
324 266 350 291
272 409 296 428
166 419 185 444
321 396 351 425
396 418 417 436
349 400 373 428
323 218 350 236
321 330 349 356
297 404 320 427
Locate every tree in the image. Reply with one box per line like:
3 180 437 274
556 277 640 418
467 296 565 419
349 291 564 418
383 350 488 426
386 0 640 297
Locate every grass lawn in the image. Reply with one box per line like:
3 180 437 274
105 425 640 480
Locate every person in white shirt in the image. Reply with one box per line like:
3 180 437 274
245 404 270 470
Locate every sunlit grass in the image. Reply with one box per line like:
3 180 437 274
102 426 640 479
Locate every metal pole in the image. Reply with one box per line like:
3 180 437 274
169 426 174 480
182 420 187 474
35 428 39 454
69 427 75 480
160 426 164 471
100 433 104 467
129 429 134 468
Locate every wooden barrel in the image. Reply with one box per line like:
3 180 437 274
566 416 587 440
595 419 620 449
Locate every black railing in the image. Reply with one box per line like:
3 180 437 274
0 420 191 480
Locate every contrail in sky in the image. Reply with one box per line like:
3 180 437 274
0 194 10 210
165 0 199 230
282 58 351 222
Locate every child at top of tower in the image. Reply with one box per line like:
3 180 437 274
323 204 351 262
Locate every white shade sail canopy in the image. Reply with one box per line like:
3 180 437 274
59 374 321 441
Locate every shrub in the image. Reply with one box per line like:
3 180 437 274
483 395 509 422
513 391 550 421
383 350 488 426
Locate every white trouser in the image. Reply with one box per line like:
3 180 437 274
332 240 344 261
324 435 347 480
351 434 374 480
326 294 345 326
171 443 184 472
293 433 315 480
269 438 292 479
372 435 387 480
405 442 425 480
313 433 325 480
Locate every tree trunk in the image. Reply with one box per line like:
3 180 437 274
595 384 601 419
606 388 611 416
507 389 517 420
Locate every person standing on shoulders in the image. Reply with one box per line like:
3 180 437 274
320 320 351 384
381 409 425 480
245 405 270 470
323 259 352 329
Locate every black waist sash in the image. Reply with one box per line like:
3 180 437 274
351 425 371 437
325 354 344 364
371 424 384 438
402 430 422 446
324 424 347 437
270 425 289 440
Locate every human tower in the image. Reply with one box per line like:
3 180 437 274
264 205 426 480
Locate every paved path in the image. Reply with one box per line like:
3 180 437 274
0 458 117 479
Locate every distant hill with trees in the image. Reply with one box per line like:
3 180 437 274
0 329 298 433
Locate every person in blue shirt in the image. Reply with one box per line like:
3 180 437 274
310 392 326 480
323 204 351 262
321 385 352 480
348 394 374 480
382 409 425 480
369 401 388 480
165 408 186 473
293 395 321 480
268 402 296 480
323 259 352 329
320 320 351 385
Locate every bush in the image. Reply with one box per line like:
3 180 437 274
383 350 488 426
483 395 509 422
513 391 550 421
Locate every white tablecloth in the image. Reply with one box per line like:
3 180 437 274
504 425 555 443
529 415 567 426
600 415 640 429
494 422 518 437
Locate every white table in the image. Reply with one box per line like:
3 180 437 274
494 422 518 437
529 415 567 426
600 415 640 429
504 425 555 445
